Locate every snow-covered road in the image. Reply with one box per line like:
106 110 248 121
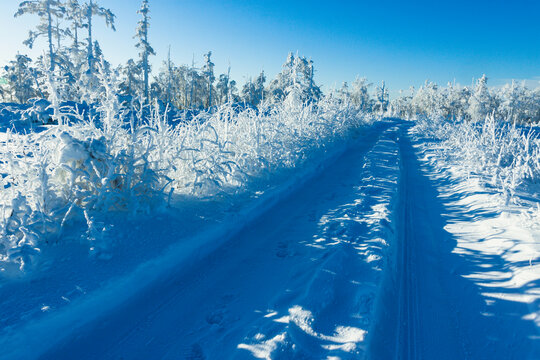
40 124 401 359
3 120 538 359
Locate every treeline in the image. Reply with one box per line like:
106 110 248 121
389 76 540 123
0 0 327 110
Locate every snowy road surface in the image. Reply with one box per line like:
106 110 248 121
4 121 539 359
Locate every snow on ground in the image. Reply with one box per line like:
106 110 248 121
6 123 400 359
415 124 540 359
0 118 539 359
368 124 538 359
412 121 540 325
0 120 400 359
370 123 539 359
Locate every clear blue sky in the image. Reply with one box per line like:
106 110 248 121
1 0 539 95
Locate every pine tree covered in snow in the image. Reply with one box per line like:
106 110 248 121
134 0 155 104
216 66 239 105
119 59 143 99
375 81 389 114
267 53 321 104
468 75 493 121
81 0 116 76
2 54 39 103
65 0 85 50
241 71 266 107
390 76 540 123
241 79 257 106
350 77 372 111
202 52 215 107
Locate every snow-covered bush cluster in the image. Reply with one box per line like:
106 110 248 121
391 76 540 124
0 70 372 272
413 115 540 202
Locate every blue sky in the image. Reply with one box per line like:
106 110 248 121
1 0 539 95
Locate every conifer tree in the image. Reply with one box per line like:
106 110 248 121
254 71 266 104
65 0 85 50
202 51 215 107
2 54 38 103
119 59 143 98
468 75 492 120
375 81 389 114
135 0 155 103
82 0 115 75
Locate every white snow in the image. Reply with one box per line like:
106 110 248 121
0 115 538 359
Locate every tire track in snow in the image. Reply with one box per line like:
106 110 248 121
395 132 420 360
370 125 509 359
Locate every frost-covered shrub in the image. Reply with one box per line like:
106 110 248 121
0 72 372 272
413 114 540 202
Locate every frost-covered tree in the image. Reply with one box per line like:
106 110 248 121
151 56 226 110
216 74 230 105
267 52 294 102
441 82 469 120
65 0 85 49
241 78 256 105
496 81 540 123
336 81 351 102
119 58 142 98
91 41 109 71
350 77 372 111
499 80 520 120
152 54 190 107
241 71 266 107
135 0 155 103
202 51 215 107
390 87 414 119
374 81 389 114
254 71 266 104
389 76 540 123
267 53 321 104
15 0 66 71
216 66 239 105
162 47 174 104
82 0 115 75
187 63 206 109
468 75 492 121
177 65 194 109
411 81 441 116
297 57 321 103
2 54 38 103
